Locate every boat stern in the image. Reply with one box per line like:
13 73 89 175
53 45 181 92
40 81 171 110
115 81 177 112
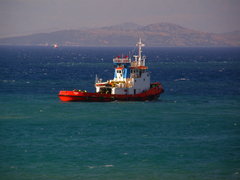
58 90 86 102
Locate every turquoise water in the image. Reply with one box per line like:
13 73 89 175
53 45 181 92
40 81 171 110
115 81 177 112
0 47 240 179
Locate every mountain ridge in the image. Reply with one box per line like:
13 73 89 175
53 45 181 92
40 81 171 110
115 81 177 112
0 22 239 47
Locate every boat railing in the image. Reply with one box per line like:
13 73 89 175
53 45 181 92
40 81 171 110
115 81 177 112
113 58 131 63
131 61 138 67
113 79 133 88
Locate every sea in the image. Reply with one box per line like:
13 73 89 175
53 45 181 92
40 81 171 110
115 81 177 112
0 46 239 180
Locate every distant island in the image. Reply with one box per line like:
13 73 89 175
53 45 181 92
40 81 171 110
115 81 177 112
0 22 239 47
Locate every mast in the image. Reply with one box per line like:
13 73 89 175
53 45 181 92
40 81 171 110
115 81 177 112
136 38 145 66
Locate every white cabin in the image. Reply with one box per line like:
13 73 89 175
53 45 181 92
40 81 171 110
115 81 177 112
95 39 150 95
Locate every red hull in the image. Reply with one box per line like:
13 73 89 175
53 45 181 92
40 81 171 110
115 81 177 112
59 82 164 102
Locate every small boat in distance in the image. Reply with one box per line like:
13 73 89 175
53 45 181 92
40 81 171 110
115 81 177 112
53 43 58 48
58 39 164 102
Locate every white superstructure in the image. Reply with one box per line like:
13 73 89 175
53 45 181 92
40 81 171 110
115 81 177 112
95 39 150 95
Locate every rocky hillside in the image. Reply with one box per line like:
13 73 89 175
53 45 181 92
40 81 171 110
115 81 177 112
0 23 239 47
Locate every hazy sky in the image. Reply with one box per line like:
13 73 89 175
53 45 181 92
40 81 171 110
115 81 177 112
0 0 240 37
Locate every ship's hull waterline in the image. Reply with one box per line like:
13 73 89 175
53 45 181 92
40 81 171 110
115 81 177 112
59 83 164 102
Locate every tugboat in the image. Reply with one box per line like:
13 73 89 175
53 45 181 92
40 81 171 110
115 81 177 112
58 39 164 102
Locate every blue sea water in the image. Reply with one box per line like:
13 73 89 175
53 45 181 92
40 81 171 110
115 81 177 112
0 46 240 180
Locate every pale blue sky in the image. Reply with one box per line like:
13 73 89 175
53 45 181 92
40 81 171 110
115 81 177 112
0 0 240 37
